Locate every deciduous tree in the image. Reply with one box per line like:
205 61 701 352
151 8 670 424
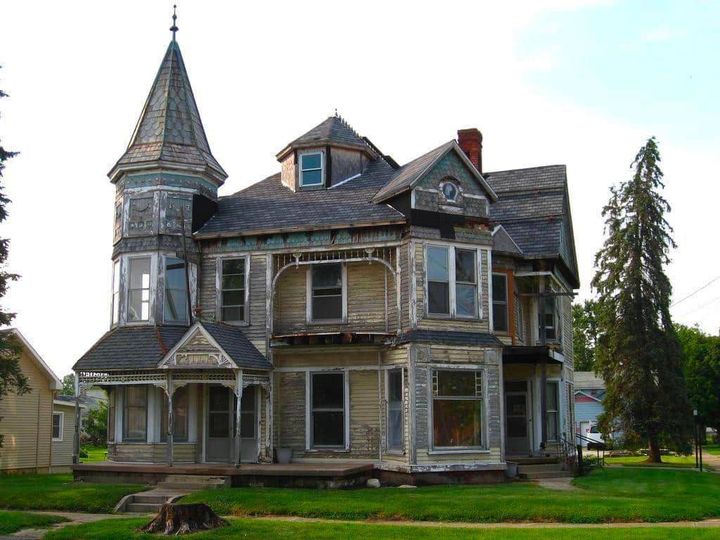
572 299 599 371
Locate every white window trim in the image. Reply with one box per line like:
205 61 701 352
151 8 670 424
305 369 350 451
52 411 64 442
124 253 157 325
111 260 121 327
424 243 482 320
216 254 251 325
427 367 488 453
299 150 325 188
385 368 405 454
492 272 510 334
306 263 348 324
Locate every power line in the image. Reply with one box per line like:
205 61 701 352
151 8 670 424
676 295 720 318
671 275 720 308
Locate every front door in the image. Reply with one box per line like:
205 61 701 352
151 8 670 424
207 386 233 462
505 381 530 455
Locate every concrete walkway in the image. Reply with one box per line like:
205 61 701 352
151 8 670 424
2 511 144 540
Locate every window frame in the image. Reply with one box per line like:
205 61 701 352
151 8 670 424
299 151 325 188
111 260 121 325
306 263 347 324
126 255 153 323
425 243 482 320
216 255 250 324
122 385 148 443
386 368 405 453
492 272 509 333
545 380 561 442
429 368 487 452
538 292 559 343
52 411 63 442
306 370 349 451
163 255 192 325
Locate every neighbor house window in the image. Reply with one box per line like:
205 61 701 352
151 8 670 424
112 261 120 324
545 381 560 442
123 386 147 442
311 372 345 448
310 264 344 321
299 152 324 187
52 412 63 441
128 257 151 321
432 370 483 448
387 369 404 452
426 245 479 317
492 273 509 332
220 258 247 322
164 257 189 324
160 385 189 442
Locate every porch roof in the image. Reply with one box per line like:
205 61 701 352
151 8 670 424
502 345 563 364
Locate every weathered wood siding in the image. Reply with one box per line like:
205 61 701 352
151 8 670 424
273 371 306 451
349 370 380 458
0 348 54 472
108 443 197 463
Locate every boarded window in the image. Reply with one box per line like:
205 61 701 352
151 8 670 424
164 257 189 324
311 372 345 447
128 257 151 321
123 386 147 442
311 264 343 321
492 273 508 332
427 246 450 315
387 369 404 451
220 258 246 322
300 152 323 187
432 370 483 448
52 412 63 441
161 386 189 442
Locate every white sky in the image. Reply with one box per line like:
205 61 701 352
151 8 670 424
0 0 718 377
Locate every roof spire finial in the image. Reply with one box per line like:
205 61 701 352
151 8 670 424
334 108 338 118
170 4 179 41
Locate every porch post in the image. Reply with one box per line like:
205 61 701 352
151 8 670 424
234 370 243 467
166 372 174 466
539 276 548 451
266 378 273 462
72 373 81 464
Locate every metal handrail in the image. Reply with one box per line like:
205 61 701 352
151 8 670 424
575 432 605 467
559 434 578 473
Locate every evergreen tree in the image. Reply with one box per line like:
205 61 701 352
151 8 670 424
592 137 692 462
0 71 28 449
572 299 599 371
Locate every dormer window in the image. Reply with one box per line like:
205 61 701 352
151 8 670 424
299 152 324 188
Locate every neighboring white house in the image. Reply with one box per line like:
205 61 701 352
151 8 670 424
574 371 605 446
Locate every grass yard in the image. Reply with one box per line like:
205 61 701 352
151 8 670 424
705 444 720 456
183 468 720 524
43 517 720 540
605 454 699 468
0 510 67 535
0 474 144 513
81 445 108 462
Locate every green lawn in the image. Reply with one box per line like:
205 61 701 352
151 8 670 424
605 454 699 468
0 474 144 513
183 468 720 524
81 445 108 462
705 444 720 456
43 517 720 540
0 510 67 534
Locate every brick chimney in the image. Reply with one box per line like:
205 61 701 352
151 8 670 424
457 128 483 173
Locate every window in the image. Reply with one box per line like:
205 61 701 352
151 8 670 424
240 386 256 437
492 273 509 332
52 412 63 441
432 370 483 448
427 245 479 318
164 257 189 324
220 258 247 322
311 372 345 448
112 261 120 324
299 152 323 187
387 369 404 452
441 180 459 202
545 381 560 442
160 386 189 442
539 294 557 342
128 257 151 321
123 386 147 442
310 264 343 321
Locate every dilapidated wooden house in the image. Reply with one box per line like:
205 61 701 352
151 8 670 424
73 31 578 485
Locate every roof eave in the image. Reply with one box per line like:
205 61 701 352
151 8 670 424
108 158 227 185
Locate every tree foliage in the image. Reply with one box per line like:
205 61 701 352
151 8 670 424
61 374 75 396
81 402 108 447
592 137 692 461
0 70 28 450
572 299 599 371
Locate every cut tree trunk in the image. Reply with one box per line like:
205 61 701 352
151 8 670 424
141 503 228 535
647 437 662 463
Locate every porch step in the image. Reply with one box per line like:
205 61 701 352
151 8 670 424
126 502 163 513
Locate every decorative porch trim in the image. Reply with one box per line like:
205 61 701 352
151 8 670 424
158 322 238 370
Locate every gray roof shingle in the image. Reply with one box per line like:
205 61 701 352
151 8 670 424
200 322 270 370
278 116 372 156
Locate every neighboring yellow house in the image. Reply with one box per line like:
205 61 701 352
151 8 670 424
0 328 65 473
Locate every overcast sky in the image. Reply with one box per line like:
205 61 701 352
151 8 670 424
0 0 718 377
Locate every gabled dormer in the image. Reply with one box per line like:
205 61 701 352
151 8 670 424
276 116 378 191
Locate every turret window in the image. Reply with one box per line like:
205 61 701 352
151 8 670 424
112 261 120 325
128 257 151 321
164 257 189 324
299 152 324 187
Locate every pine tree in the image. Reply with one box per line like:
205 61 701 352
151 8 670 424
0 71 28 449
592 137 692 462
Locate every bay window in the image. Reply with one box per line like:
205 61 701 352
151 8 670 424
220 258 247 322
123 386 147 442
310 264 344 322
426 245 479 318
492 273 509 332
128 257 151 321
311 372 345 448
160 385 189 442
164 257 189 324
387 369 404 452
432 370 483 449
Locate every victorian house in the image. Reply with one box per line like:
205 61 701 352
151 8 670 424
72 30 578 484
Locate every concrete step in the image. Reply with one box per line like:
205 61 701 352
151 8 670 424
131 494 169 504
519 470 573 480
126 502 163 513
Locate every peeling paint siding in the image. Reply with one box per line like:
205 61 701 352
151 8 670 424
273 372 306 450
109 443 197 462
274 350 381 369
349 371 380 458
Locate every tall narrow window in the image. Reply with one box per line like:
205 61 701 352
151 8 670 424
427 246 450 315
539 294 557 341
311 372 345 447
112 261 120 324
128 257 151 321
161 386 189 442
387 369 404 451
492 273 508 332
220 258 247 322
164 257 189 324
123 386 147 442
545 381 560 442
52 412 63 441
310 264 343 321
299 152 323 187
432 370 483 448
455 249 477 317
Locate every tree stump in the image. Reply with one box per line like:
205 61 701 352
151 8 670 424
141 503 228 535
